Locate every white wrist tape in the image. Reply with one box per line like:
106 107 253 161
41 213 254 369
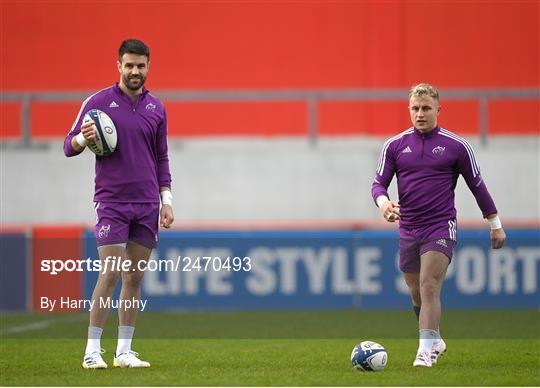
160 190 173 206
75 132 88 147
488 215 502 230
376 195 390 208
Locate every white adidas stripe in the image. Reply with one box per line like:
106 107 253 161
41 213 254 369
440 128 480 175
376 128 413 173
94 202 100 223
447 219 457 240
439 128 480 177
67 87 110 134
439 128 480 175
376 128 414 175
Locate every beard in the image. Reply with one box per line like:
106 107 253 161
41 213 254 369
123 74 146 91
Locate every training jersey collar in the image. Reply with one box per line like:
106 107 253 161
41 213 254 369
113 82 149 101
414 125 440 138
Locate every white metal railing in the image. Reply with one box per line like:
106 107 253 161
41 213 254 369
1 88 539 146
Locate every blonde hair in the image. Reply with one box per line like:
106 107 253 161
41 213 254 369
409 83 439 101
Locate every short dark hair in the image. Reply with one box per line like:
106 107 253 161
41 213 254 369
118 39 150 61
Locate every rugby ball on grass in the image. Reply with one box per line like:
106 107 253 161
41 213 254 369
83 109 117 156
351 341 388 371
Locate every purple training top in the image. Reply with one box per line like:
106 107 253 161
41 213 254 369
371 126 497 228
64 83 171 203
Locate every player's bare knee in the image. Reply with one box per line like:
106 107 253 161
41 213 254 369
419 278 441 298
406 282 420 299
97 271 121 290
403 273 421 303
122 270 144 288
411 289 421 305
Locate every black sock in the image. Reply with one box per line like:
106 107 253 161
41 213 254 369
413 305 421 321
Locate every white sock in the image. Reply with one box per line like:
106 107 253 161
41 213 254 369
116 326 135 356
434 328 442 344
418 329 439 352
85 326 103 354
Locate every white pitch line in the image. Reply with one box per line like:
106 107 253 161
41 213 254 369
1 314 86 335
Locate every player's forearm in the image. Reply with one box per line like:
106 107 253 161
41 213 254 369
64 134 84 157
375 195 390 208
158 167 172 188
371 183 390 207
371 162 394 207
160 188 172 206
71 136 86 152
486 213 503 229
157 154 172 190
471 180 498 218
156 137 171 189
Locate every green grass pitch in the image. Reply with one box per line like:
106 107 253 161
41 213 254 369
1 310 539 386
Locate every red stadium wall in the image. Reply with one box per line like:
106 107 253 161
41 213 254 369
1 1 539 138
32 226 83 312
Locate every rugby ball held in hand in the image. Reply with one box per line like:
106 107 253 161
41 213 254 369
83 109 117 156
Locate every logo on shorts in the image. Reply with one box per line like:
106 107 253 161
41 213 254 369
436 238 448 248
98 225 110 238
432 146 446 155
